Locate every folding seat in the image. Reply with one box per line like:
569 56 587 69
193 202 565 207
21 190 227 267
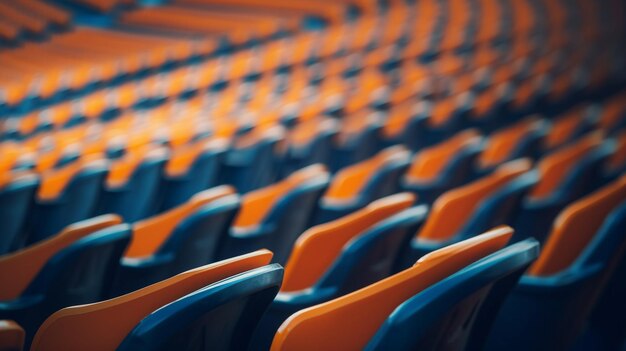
315 146 411 224
379 101 430 152
270 227 514 351
367 238 539 351
251 193 423 350
219 165 330 265
478 117 548 175
0 172 39 254
279 117 339 178
155 138 228 212
112 186 239 295
512 133 615 243
396 159 537 270
328 111 383 172
93 146 167 222
543 107 597 152
27 157 109 244
31 250 282 351
401 129 483 204
418 94 474 147
219 124 285 194
0 320 24 351
0 216 130 344
486 177 626 351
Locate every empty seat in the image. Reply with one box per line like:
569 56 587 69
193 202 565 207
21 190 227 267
0 172 38 254
543 108 596 152
270 227 514 351
27 157 109 244
315 146 411 223
478 117 548 173
252 193 422 349
0 216 130 343
329 111 383 172
0 320 24 351
487 176 626 351
156 138 228 212
512 133 615 243
31 250 280 351
367 238 540 351
279 117 339 178
397 159 537 270
94 146 168 222
220 165 330 264
401 129 483 204
219 125 285 193
112 186 239 295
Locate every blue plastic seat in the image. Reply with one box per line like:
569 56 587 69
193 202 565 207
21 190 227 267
117 263 283 351
279 117 339 178
252 194 425 350
329 111 383 172
112 186 240 295
219 125 285 193
0 172 39 254
219 165 330 265
314 146 411 224
401 129 483 204
397 159 538 270
0 216 130 344
94 146 168 222
156 138 228 212
486 177 626 351
31 250 279 351
367 238 540 351
512 133 614 243
26 158 109 244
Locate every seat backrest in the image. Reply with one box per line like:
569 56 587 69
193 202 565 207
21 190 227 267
403 129 483 203
322 145 411 207
96 146 168 222
416 159 532 242
366 239 540 351
31 250 274 351
330 111 383 171
117 264 283 351
479 117 547 169
0 172 39 254
125 185 236 259
282 117 339 176
530 133 609 201
29 157 109 244
0 320 24 351
159 137 229 211
282 193 416 292
220 124 285 193
270 227 513 351
0 215 122 301
529 176 626 276
544 109 593 151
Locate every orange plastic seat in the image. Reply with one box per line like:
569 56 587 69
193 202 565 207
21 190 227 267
479 118 548 169
402 130 483 203
544 108 594 151
223 165 330 264
0 321 24 351
317 146 411 223
31 250 274 351
270 227 513 351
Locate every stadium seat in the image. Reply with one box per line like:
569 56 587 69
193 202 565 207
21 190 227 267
0 216 130 344
113 186 238 295
270 227 513 351
486 176 626 351
30 250 279 351
0 172 39 254
0 320 24 351
401 129 483 204
396 159 537 269
93 146 168 222
220 165 329 264
329 111 384 172
27 157 109 244
315 145 411 223
367 238 540 351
